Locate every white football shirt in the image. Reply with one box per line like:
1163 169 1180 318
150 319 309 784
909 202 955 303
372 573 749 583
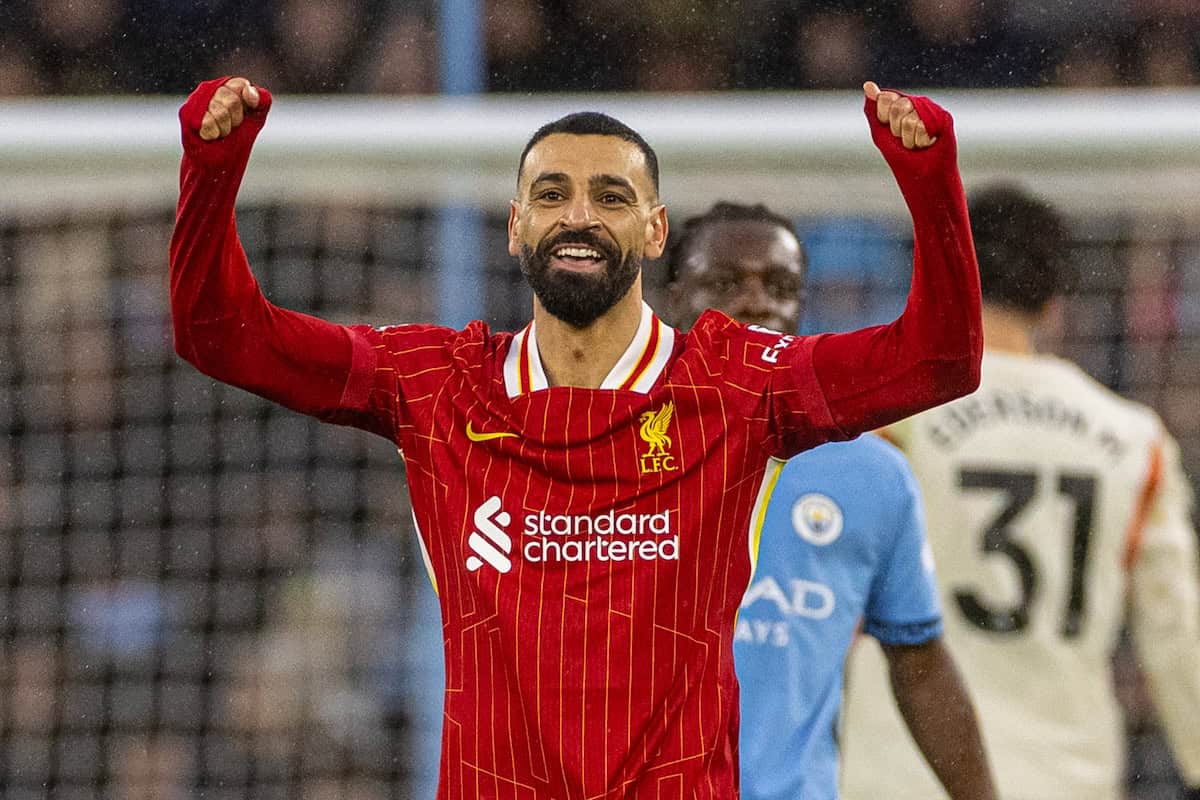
840 349 1200 800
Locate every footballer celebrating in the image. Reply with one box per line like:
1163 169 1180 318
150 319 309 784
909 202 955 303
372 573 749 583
170 77 981 798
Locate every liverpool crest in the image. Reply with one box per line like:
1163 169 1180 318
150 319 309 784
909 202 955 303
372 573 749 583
639 401 678 474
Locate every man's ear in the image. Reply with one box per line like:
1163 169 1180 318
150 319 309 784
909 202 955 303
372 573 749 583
1034 295 1064 348
644 204 669 259
507 200 521 257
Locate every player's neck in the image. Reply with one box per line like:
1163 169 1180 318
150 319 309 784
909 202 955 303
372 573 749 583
982 304 1037 355
532 279 646 389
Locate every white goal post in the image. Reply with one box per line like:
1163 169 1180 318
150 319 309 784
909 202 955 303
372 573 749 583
3 88 1200 218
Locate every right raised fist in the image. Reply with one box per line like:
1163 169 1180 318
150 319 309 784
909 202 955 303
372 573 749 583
198 77 261 141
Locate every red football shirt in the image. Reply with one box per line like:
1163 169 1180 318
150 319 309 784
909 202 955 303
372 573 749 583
171 79 980 798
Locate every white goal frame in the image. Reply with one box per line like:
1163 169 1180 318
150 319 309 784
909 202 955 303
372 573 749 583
2 88 1199 219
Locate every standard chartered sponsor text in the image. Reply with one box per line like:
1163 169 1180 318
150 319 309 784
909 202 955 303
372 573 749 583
523 508 679 563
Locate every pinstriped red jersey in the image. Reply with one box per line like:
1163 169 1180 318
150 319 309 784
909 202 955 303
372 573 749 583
366 305 845 798
170 78 982 799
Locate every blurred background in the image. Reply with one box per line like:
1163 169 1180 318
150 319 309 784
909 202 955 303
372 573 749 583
1 0 1198 95
1 1 1198 798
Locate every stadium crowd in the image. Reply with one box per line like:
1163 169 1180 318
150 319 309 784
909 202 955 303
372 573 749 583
0 0 1198 95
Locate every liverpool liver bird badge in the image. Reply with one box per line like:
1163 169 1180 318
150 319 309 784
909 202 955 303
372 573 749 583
638 401 677 473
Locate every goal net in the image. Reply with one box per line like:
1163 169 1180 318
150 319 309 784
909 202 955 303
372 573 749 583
1 89 1197 798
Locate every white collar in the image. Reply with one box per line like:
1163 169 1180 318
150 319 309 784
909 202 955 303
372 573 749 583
502 302 675 397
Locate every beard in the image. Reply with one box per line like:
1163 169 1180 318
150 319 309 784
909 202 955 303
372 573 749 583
519 230 642 328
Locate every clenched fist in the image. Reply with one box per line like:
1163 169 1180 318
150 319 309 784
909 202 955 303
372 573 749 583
198 77 261 141
863 81 937 150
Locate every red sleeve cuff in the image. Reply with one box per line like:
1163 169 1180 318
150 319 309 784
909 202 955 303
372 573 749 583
862 88 957 179
177 77 274 167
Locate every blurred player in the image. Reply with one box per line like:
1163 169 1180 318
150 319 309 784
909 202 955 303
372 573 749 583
840 184 1200 800
667 202 995 800
170 77 982 798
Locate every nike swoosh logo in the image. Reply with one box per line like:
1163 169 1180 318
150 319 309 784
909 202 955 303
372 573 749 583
466 422 519 443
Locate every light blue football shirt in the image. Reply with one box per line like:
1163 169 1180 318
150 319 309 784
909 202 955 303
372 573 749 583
735 434 942 800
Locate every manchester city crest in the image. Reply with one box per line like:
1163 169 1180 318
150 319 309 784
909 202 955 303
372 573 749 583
791 493 844 545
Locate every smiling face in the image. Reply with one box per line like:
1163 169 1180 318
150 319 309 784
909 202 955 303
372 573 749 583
671 219 805 333
508 133 668 328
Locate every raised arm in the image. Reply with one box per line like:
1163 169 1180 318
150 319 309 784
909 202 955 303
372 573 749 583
170 77 385 433
811 83 982 437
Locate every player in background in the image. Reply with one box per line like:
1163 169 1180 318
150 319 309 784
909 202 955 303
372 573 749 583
666 202 996 800
840 184 1200 800
170 77 982 798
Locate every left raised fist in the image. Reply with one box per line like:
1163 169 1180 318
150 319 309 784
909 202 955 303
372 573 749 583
864 81 937 150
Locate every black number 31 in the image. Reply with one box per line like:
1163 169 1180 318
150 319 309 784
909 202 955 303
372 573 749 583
954 468 1097 638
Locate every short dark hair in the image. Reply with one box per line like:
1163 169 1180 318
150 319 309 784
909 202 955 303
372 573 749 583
969 183 1071 314
665 202 802 284
518 112 660 196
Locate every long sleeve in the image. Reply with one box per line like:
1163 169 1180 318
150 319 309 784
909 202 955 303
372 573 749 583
1129 435 1200 787
169 78 390 437
809 93 982 437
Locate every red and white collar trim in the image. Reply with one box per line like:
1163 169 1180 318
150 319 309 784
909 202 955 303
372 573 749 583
503 302 675 397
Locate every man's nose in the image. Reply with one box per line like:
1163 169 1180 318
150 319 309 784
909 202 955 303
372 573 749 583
735 276 772 311
559 196 600 229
